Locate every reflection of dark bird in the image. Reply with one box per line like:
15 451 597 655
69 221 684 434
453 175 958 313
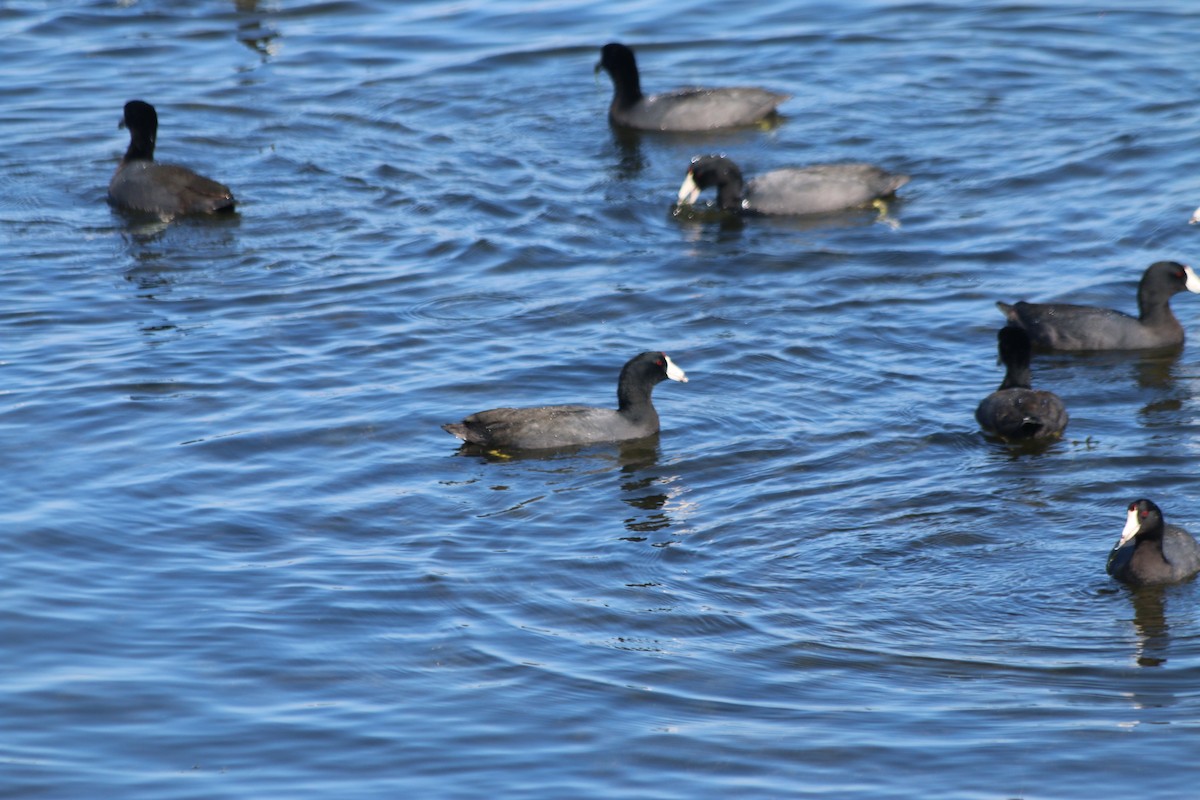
1107 499 1200 586
108 100 236 217
676 155 908 216
1129 585 1169 668
975 327 1068 441
594 43 788 132
442 352 688 450
997 261 1200 351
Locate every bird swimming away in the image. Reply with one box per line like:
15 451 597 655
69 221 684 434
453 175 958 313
974 326 1068 441
108 100 236 217
594 42 789 132
996 261 1200 351
442 351 688 450
1106 499 1200 586
675 154 909 216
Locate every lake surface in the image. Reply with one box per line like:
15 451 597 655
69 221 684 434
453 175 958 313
4 1 1200 797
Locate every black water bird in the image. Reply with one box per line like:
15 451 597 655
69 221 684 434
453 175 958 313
676 155 908 216
442 351 688 450
975 327 1068 441
108 100 236 217
595 43 788 132
1107 499 1200 586
997 261 1200 351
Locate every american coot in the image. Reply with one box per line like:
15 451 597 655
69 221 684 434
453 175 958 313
975 326 1068 441
595 43 789 132
676 155 909 216
997 261 1200 351
108 100 236 217
1107 499 1200 586
442 351 688 450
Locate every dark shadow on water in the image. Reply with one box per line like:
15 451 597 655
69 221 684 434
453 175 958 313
615 439 674 536
1098 581 1172 671
1128 585 1169 668
977 430 1069 459
1098 584 1188 725
110 206 242 243
614 438 660 472
115 216 244 335
669 203 747 240
450 435 662 467
118 216 242 296
232 0 281 62
606 126 648 180
669 200 899 239
1041 347 1184 421
604 115 787 180
1038 346 1181 391
451 437 681 538
619 481 672 536
1130 349 1181 390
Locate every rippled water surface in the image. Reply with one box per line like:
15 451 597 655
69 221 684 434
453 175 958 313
5 1 1200 797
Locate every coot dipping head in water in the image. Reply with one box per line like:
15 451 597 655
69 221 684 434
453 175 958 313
676 154 909 216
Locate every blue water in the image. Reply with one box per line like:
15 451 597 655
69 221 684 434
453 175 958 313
4 1 1200 797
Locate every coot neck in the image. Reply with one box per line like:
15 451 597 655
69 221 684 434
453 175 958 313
611 66 643 110
998 361 1032 391
717 177 746 212
1137 281 1179 326
124 130 156 162
616 364 660 422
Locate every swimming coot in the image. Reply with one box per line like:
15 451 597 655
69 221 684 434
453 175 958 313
595 43 789 132
975 327 1068 441
997 261 1200 351
442 351 688 449
676 154 909 216
1107 499 1200 586
108 100 236 217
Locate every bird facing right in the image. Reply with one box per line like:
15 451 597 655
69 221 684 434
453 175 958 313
442 351 688 450
996 261 1200 351
595 42 789 132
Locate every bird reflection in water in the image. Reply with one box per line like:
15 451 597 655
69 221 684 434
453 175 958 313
616 439 696 542
452 436 689 542
1128 586 1169 669
233 0 281 61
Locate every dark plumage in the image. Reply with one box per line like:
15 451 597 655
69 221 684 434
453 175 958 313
676 155 909 216
108 100 236 217
975 327 1068 441
442 351 688 450
1107 499 1200 586
594 43 789 132
997 261 1200 351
